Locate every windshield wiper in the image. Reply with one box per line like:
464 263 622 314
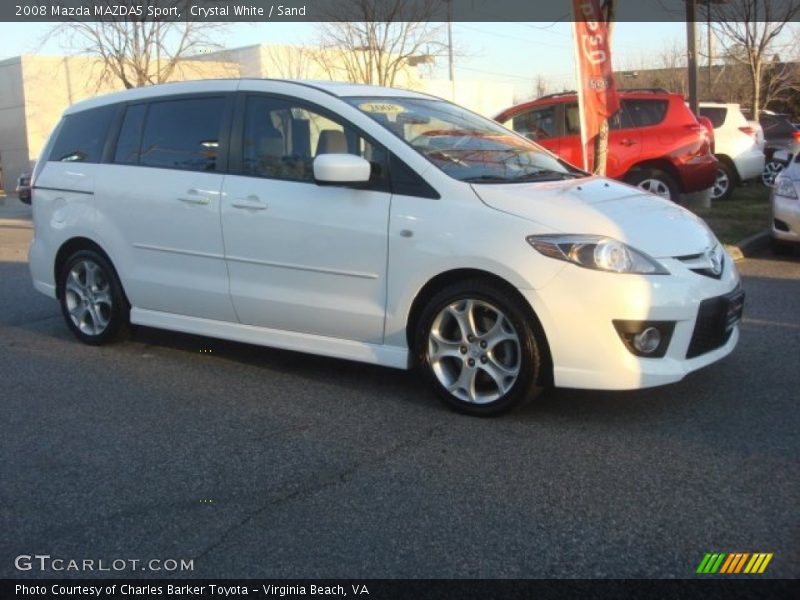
510 170 585 181
463 171 585 184
461 175 513 183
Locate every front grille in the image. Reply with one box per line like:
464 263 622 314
686 288 745 358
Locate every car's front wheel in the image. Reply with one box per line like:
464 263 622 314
58 250 129 345
415 280 544 416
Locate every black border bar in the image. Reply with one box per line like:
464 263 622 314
3 0 800 23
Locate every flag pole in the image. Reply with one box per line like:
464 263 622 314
571 19 590 172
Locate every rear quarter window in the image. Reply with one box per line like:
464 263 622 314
699 107 727 129
48 105 116 163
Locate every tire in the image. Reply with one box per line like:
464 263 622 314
414 279 545 416
771 238 795 256
625 168 680 202
711 162 736 201
58 249 129 345
762 160 784 187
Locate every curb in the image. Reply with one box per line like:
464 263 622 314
725 230 771 261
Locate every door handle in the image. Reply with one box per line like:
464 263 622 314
231 195 268 211
619 139 637 147
178 189 211 205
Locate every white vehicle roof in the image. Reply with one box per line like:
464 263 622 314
699 101 741 109
63 79 437 116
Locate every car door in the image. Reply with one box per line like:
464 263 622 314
96 93 237 322
605 101 643 178
561 101 642 176
220 94 391 344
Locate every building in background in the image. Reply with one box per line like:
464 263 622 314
0 54 237 194
0 45 513 195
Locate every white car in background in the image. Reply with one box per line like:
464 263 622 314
28 80 744 415
770 150 800 254
699 102 765 201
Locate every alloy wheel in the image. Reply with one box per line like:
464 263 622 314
427 298 521 404
762 161 784 187
64 259 113 336
637 178 671 199
711 168 730 200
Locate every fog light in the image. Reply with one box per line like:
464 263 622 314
633 327 661 354
613 320 675 358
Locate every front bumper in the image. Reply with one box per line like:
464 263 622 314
520 251 742 390
772 187 800 243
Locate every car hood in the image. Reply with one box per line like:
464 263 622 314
471 176 717 258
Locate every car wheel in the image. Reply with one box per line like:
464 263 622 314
711 162 736 201
762 160 784 187
770 238 795 256
58 250 129 345
625 169 680 202
414 280 544 416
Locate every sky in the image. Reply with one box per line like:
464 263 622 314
0 20 793 101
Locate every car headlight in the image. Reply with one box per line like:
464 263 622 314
526 235 669 274
774 176 798 199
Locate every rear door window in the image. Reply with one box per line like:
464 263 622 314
139 97 226 172
48 105 116 163
623 100 669 127
565 102 633 132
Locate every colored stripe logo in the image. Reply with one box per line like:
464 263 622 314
696 552 773 574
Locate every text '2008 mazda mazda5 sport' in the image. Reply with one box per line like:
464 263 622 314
28 79 744 415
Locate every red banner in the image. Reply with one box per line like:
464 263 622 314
572 0 620 170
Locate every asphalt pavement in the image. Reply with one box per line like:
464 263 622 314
1 195 798 579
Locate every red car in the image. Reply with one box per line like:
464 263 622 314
495 90 718 202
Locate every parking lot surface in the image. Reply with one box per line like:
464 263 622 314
1 197 798 578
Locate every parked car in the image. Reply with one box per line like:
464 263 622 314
495 89 718 203
15 172 31 204
743 110 800 186
29 80 743 415
698 102 765 201
770 150 799 254
759 113 800 186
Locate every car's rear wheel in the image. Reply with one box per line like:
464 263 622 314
762 160 784 187
771 238 795 256
414 280 544 416
625 168 680 202
58 250 129 345
711 162 736 201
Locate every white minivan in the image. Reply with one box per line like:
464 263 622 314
29 80 744 415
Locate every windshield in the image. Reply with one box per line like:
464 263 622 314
346 97 583 183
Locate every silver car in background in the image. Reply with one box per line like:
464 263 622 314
771 150 800 255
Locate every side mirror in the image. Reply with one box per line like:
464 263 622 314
313 154 371 186
772 150 792 165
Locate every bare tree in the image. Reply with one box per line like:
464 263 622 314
51 1 228 89
711 0 800 115
314 0 447 87
262 45 319 80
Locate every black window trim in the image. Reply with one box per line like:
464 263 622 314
106 92 235 174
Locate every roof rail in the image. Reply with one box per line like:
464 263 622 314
535 90 577 100
618 87 672 94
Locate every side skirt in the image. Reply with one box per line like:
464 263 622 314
130 308 411 369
